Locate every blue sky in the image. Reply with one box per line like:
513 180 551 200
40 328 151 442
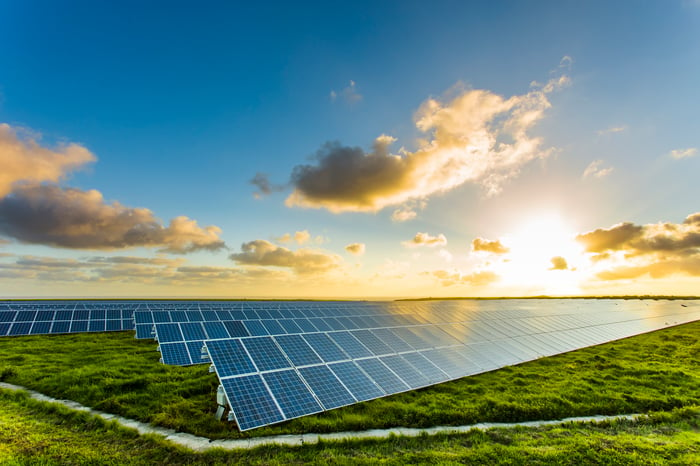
1 1 699 297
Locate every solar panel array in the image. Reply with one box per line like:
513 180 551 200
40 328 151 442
0 301 139 336
203 300 700 430
2 298 700 432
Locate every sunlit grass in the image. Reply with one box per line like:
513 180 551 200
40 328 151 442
0 388 698 465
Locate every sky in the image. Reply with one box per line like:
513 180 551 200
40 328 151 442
1 0 699 298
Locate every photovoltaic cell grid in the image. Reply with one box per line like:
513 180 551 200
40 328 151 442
205 300 700 430
0 302 140 336
132 304 434 340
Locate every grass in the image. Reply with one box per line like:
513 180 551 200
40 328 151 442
0 388 698 465
0 319 699 439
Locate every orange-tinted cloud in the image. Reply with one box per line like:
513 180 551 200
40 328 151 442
0 254 289 286
402 232 447 248
0 123 95 197
549 256 569 270
345 243 366 255
576 222 644 254
577 212 700 281
577 214 700 257
0 184 225 253
277 230 313 245
432 269 500 287
286 73 567 213
229 240 341 274
471 237 509 254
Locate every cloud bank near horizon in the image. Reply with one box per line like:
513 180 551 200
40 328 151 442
0 123 226 253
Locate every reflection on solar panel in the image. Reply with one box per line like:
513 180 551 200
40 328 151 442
204 299 700 430
2 298 700 432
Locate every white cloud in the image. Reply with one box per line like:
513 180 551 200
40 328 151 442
597 125 627 135
583 159 614 179
669 147 697 159
391 208 417 222
438 249 453 262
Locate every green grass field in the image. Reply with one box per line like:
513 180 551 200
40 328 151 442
1 389 698 465
0 320 698 440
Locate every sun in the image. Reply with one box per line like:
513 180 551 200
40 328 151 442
494 213 584 295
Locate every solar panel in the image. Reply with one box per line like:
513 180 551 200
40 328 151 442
297 365 356 409
203 339 256 377
274 334 323 366
262 369 323 419
355 358 410 394
328 361 385 401
221 375 284 431
302 333 349 362
242 337 291 372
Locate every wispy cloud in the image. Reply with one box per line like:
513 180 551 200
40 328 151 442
250 172 286 198
597 125 627 135
582 159 614 179
668 147 697 159
402 232 447 248
391 208 417 222
330 80 362 105
391 199 426 222
431 269 499 287
286 68 568 213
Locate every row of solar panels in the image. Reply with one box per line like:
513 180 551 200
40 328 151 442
2 298 677 336
0 308 135 336
139 300 693 366
204 310 700 430
147 310 622 366
145 305 700 369
137 303 700 430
